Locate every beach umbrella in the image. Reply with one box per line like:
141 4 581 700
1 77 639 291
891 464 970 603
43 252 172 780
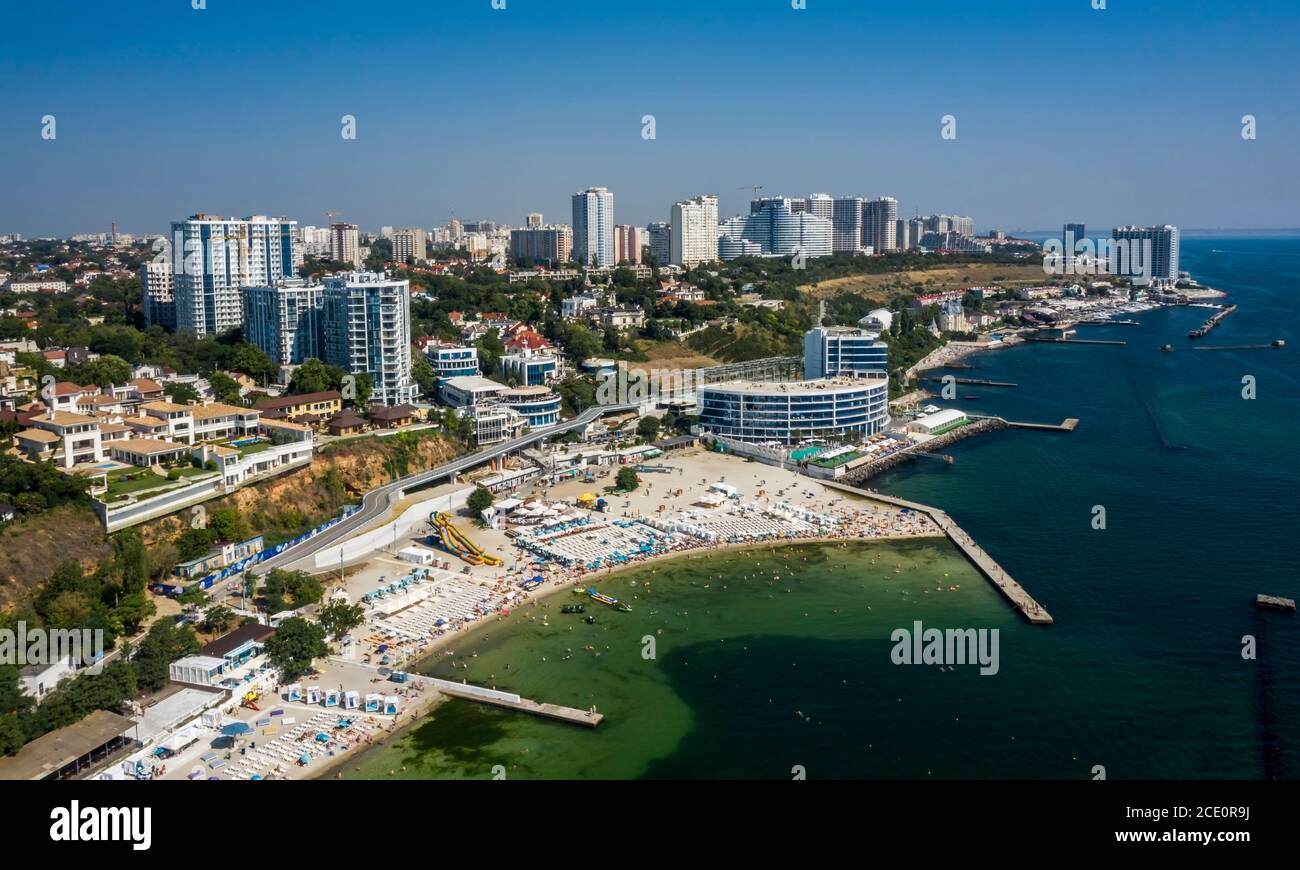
377 666 392 677
222 722 253 736
315 732 331 742
299 753 311 765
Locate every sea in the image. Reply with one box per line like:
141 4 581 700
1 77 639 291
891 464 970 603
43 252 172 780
350 237 1300 780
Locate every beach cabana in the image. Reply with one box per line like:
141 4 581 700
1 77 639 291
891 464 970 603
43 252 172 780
343 691 360 710
285 683 302 702
306 685 322 704
364 693 382 713
324 688 340 708
383 696 401 715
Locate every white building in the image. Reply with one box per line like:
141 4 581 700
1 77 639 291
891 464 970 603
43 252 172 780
171 214 297 336
391 227 427 264
321 271 418 405
139 260 176 330
329 222 360 265
670 194 719 267
572 187 615 267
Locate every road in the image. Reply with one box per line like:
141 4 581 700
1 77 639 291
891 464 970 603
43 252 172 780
253 403 637 574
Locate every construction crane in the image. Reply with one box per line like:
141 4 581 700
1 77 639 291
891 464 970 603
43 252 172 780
326 210 340 225
738 184 764 199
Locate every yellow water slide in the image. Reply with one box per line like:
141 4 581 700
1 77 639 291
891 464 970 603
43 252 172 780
431 512 503 566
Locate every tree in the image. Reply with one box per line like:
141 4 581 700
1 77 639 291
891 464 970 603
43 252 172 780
288 358 332 395
637 416 661 440
67 354 132 388
264 617 328 680
616 467 640 491
317 599 366 641
207 507 250 543
133 621 200 693
176 585 210 611
466 485 494 515
200 605 236 635
208 372 243 405
168 382 201 404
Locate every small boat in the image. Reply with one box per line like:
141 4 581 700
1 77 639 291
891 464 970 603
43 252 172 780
521 577 544 591
584 615 597 624
961 395 979 401
616 603 633 613
1160 344 1174 353
1273 339 1286 348
561 604 586 614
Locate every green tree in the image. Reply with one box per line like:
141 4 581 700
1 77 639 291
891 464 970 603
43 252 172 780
200 605 236 635
288 358 332 395
208 371 243 405
207 507 250 543
466 485 494 515
264 617 328 680
168 382 201 404
616 466 640 491
317 599 366 641
637 416 661 440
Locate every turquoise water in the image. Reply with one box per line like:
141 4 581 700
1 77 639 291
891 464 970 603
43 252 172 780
352 238 1300 779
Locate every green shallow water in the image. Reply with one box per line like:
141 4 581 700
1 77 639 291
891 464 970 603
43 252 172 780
347 538 1022 780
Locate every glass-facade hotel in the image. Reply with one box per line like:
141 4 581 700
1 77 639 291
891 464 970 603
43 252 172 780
698 377 890 445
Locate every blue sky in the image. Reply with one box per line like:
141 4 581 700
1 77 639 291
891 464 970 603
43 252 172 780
1 0 1297 236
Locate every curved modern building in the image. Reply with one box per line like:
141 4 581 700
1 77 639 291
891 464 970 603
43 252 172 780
501 386 562 428
717 197 832 260
698 376 890 445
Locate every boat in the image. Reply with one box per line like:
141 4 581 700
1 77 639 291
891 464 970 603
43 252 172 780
1273 339 1286 348
584 615 597 624
961 395 979 401
521 576 544 591
1160 344 1174 353
586 587 630 611
561 604 586 614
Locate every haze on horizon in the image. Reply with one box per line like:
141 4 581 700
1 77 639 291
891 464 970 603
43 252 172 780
1 0 1297 237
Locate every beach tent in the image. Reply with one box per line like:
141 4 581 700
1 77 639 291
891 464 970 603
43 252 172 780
324 688 340 708
285 683 302 702
344 691 360 710
383 696 401 715
364 693 383 713
306 685 322 704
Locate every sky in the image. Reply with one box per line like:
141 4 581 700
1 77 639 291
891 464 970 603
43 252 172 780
1 0 1298 237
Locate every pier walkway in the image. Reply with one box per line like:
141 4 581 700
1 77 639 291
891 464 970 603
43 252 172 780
817 482 1053 625
329 658 603 727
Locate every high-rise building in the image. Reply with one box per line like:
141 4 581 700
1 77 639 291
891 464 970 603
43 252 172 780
803 326 889 380
862 197 899 253
1063 223 1086 270
526 212 544 229
614 224 647 264
805 193 833 222
647 222 671 266
139 259 176 330
1110 225 1180 286
321 271 418 405
171 214 297 336
717 198 832 261
831 197 864 254
243 278 324 366
509 226 573 266
391 227 427 264
571 187 615 267
330 222 360 265
895 219 911 251
669 195 719 267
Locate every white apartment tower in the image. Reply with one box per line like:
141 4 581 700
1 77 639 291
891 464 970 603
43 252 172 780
330 222 360 265
171 214 297 336
571 187 615 267
669 194 719 267
391 227 427 264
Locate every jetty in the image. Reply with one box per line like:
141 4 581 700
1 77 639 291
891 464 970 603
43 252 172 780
1188 304 1238 339
1005 418 1079 432
1024 337 1126 346
331 658 603 727
1078 319 1140 326
1256 594 1296 614
818 481 1053 625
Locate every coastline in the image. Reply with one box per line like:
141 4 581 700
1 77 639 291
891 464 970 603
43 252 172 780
313 525 945 780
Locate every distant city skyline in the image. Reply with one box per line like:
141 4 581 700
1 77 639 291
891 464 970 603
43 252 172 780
2 0 1298 236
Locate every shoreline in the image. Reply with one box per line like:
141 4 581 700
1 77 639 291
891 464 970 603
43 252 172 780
313 525 945 780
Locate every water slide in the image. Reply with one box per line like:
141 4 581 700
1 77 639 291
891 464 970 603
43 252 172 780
431 512 503 566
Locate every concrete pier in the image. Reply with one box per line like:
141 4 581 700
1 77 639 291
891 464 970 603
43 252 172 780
818 481 1053 625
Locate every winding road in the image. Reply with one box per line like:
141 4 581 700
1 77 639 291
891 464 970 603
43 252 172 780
255 403 638 573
